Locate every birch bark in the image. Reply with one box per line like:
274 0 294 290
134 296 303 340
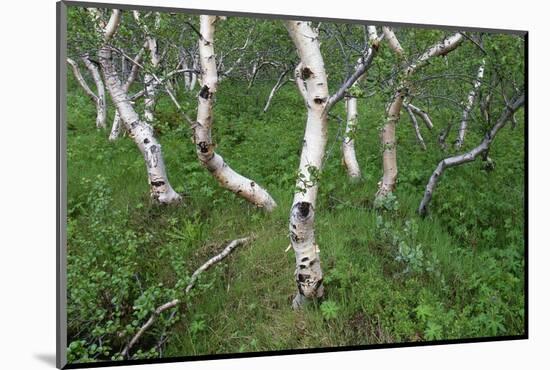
285 20 330 307
194 15 276 211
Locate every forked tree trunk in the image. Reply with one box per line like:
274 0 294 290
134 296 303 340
342 96 361 179
419 93 524 215
285 20 330 308
98 11 180 204
455 59 485 149
194 15 276 211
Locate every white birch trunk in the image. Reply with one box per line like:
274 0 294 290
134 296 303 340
285 20 330 308
134 11 161 124
377 89 404 198
342 96 361 179
455 59 485 149
97 12 180 204
194 15 276 211
190 51 199 91
382 27 404 57
109 48 144 141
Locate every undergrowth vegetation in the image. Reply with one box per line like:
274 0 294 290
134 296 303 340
66 73 525 363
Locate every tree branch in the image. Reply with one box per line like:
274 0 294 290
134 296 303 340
121 236 253 359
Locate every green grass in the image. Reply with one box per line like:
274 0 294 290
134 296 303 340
66 75 525 363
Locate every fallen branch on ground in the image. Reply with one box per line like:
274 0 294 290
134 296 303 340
121 235 254 358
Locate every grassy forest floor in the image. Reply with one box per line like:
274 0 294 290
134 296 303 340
66 75 525 363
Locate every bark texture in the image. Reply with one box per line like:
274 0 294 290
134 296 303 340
194 15 276 211
109 48 144 141
377 89 405 197
285 20 330 308
418 93 524 215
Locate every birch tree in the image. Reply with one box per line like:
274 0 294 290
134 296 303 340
95 9 181 204
193 15 276 211
285 20 329 307
376 29 463 200
284 21 380 307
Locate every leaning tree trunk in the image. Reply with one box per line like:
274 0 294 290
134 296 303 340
455 59 485 149
194 15 276 211
342 96 362 179
285 20 330 308
418 93 524 216
99 45 181 204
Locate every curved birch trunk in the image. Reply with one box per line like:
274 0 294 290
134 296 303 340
109 110 122 141
285 20 330 308
194 15 276 211
455 59 485 149
109 48 143 141
342 96 361 179
97 11 180 204
100 46 180 204
418 93 524 215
